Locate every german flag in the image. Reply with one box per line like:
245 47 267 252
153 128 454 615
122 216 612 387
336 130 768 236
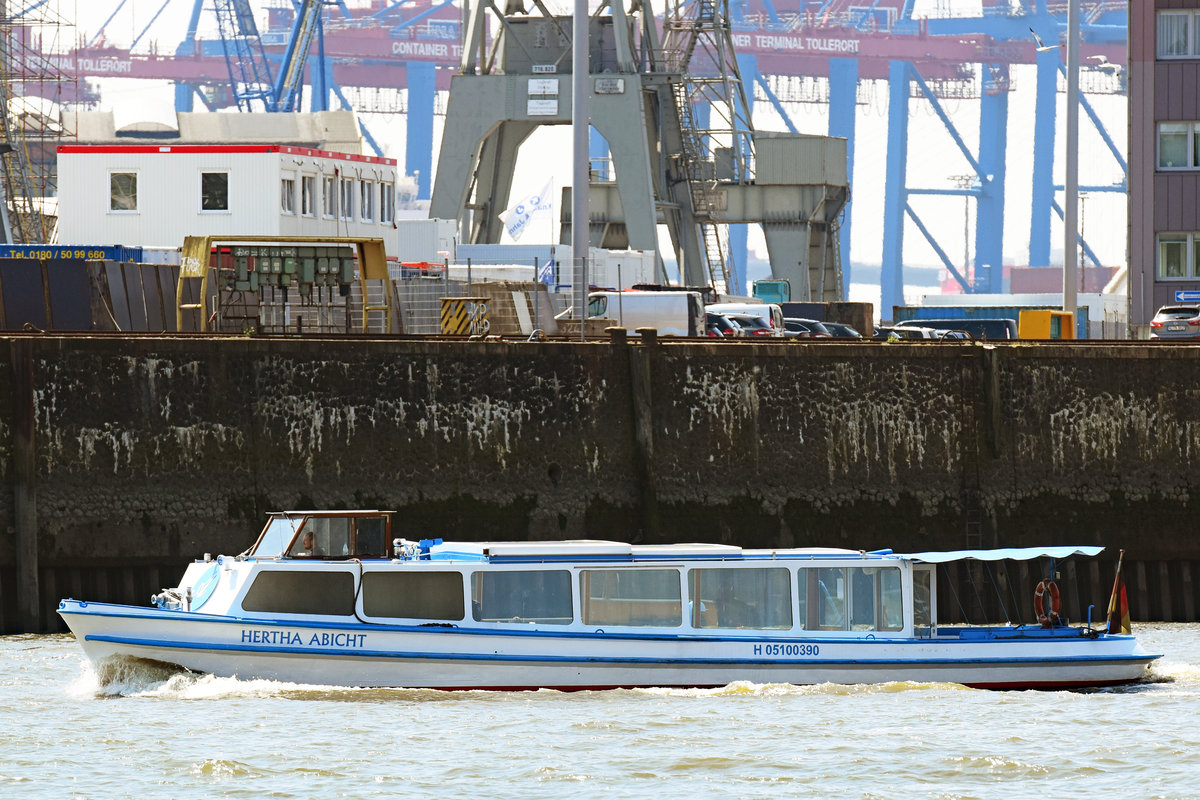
1106 549 1131 635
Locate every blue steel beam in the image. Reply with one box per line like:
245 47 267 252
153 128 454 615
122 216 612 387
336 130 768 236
368 0 416 20
908 67 983 178
752 68 798 134
975 67 1008 293
1050 198 1102 267
312 11 329 111
589 129 610 182
904 202 972 292
330 80 384 156
89 0 130 48
177 0 206 55
730 53 759 296
828 57 858 297
388 0 455 34
406 61 435 199
130 0 174 51
273 0 328 112
880 60 910 317
11 1 50 20
1029 46 1059 267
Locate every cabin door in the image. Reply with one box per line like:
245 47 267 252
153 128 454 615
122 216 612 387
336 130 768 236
913 566 936 636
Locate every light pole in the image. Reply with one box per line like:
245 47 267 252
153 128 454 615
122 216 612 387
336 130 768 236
572 0 590 341
1063 0 1080 316
1079 191 1089 291
950 174 976 286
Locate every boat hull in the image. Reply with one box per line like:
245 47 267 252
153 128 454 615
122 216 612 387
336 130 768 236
60 600 1158 690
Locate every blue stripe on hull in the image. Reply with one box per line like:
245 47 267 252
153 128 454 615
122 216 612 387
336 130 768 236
82 633 1157 669
60 603 1141 648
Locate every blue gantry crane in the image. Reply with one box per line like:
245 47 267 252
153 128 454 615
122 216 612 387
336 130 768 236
171 0 385 155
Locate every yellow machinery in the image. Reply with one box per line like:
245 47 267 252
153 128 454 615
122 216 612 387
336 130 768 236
176 236 392 333
1018 310 1075 339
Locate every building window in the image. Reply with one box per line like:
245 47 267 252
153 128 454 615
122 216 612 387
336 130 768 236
360 180 375 221
281 175 296 214
322 175 336 217
1158 11 1197 58
301 175 316 217
1157 123 1199 169
1158 235 1194 279
200 171 229 212
109 171 137 212
380 182 395 224
340 177 355 220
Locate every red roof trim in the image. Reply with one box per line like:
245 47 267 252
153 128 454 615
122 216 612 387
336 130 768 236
56 144 396 166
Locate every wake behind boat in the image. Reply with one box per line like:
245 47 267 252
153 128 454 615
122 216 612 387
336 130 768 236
59 510 1160 690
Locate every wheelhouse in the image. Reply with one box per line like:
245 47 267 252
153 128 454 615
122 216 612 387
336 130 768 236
249 510 394 559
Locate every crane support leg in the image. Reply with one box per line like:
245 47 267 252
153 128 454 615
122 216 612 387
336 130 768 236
881 60 910 318
829 57 858 297
406 61 436 200
976 71 1009 293
1029 48 1058 268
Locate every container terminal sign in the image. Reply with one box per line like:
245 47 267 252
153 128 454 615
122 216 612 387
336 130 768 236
732 33 861 54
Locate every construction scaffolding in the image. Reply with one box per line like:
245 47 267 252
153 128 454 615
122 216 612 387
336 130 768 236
0 1 73 244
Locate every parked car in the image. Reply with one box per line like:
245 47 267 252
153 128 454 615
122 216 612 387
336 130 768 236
706 302 785 336
1149 305 1200 339
706 312 742 338
726 313 778 338
875 325 938 340
821 321 862 338
556 290 706 337
893 318 1017 339
783 318 832 338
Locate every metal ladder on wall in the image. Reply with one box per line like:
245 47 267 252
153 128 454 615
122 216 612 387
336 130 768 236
669 79 730 296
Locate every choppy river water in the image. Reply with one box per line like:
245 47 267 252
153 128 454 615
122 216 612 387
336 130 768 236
1 625 1198 799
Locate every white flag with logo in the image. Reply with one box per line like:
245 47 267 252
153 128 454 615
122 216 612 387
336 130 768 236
500 181 553 242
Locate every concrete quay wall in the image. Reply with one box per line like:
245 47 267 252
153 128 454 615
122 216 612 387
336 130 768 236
3 334 1199 631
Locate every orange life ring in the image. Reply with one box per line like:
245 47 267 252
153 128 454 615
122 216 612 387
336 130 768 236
1034 579 1061 628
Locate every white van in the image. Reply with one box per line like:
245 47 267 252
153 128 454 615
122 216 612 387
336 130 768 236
705 302 785 336
557 290 706 336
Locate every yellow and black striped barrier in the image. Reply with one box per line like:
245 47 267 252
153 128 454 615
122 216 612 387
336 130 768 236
440 297 491 335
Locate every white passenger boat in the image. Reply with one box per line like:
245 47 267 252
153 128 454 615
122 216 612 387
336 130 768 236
59 510 1160 690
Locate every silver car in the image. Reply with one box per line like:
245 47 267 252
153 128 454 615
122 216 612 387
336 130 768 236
1150 305 1200 339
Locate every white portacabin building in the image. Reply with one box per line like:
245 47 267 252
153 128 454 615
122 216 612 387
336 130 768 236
56 144 401 251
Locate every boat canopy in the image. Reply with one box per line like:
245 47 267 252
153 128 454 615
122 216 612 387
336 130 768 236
900 545 1105 564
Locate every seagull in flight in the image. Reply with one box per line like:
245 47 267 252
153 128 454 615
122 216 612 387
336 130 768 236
1029 28 1059 52
1088 54 1124 76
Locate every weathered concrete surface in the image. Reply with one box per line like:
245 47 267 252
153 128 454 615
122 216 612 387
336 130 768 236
3 334 1200 630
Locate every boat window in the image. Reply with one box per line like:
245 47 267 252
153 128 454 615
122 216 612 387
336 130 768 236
914 567 933 631
362 571 464 620
580 569 682 627
850 567 904 632
288 517 352 558
851 568 876 630
880 569 903 630
472 570 573 624
353 517 388 557
253 516 302 557
796 569 807 629
813 567 848 630
241 570 355 615
687 568 791 629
